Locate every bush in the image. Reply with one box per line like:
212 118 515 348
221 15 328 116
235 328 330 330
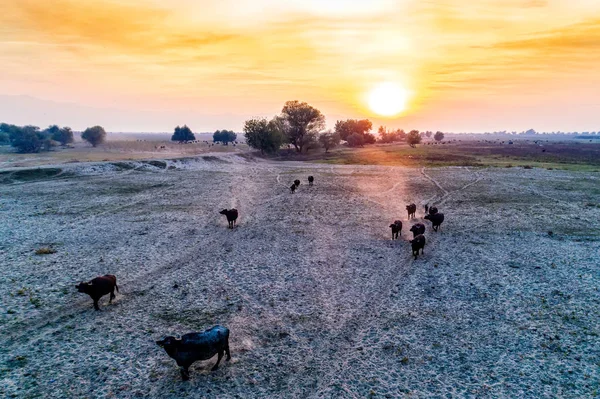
82 126 106 147
8 125 45 153
407 130 421 147
213 130 237 144
48 126 74 146
434 131 445 142
346 133 364 147
171 125 195 142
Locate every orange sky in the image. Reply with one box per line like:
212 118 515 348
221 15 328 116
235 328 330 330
1 0 599 132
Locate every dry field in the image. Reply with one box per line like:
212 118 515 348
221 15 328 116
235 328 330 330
1 154 599 398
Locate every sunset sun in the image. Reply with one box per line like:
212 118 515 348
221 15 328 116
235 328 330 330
368 82 409 117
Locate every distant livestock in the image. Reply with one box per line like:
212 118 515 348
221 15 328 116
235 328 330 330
424 213 445 232
406 204 417 219
290 184 296 193
409 223 426 238
156 325 231 381
308 176 314 186
428 206 439 215
410 234 426 259
219 209 238 229
76 274 119 311
294 179 301 187
389 220 402 240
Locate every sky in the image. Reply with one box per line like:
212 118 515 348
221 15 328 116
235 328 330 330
1 0 599 132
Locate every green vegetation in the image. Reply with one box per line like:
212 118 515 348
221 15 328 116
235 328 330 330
244 117 286 154
171 125 195 143
213 130 237 144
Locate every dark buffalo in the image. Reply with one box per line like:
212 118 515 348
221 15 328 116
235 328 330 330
428 206 438 215
389 220 402 240
424 213 445 232
76 275 119 311
409 223 425 238
406 204 417 219
410 234 426 259
219 209 238 229
290 184 296 193
294 179 301 187
156 325 231 381
308 176 314 186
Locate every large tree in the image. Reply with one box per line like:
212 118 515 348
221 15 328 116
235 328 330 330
8 125 44 153
171 125 195 142
406 130 421 147
318 131 341 153
280 100 325 153
434 131 445 142
46 125 74 146
243 117 285 154
82 126 107 147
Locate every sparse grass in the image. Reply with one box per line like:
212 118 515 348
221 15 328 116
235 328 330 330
35 247 56 255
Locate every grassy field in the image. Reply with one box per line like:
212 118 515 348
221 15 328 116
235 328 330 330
273 141 600 172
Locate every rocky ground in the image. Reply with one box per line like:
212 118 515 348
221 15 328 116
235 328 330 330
0 154 599 398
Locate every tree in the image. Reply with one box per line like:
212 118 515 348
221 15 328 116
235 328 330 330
425 131 432 138
406 130 421 147
335 119 372 141
171 125 195 142
82 126 107 147
0 131 8 145
280 100 325 153
318 131 341 153
8 125 45 153
363 133 376 145
243 117 285 154
213 130 237 144
395 129 406 141
47 125 74 146
434 131 445 142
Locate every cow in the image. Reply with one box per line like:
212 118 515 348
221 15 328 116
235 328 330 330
428 206 439 215
409 223 425 238
294 179 301 187
410 234 426 259
156 325 231 381
76 275 119 311
389 220 402 240
424 213 445 232
290 184 296 193
219 209 238 229
406 204 417 219
308 176 314 186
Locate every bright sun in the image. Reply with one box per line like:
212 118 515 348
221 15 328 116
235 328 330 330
368 82 409 117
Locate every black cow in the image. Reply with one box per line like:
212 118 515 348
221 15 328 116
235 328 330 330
409 223 425 238
389 220 402 240
76 275 118 311
294 179 301 187
219 209 238 229
410 234 426 259
424 213 445 232
290 184 296 193
308 176 314 186
428 206 438 215
156 325 231 381
406 204 417 219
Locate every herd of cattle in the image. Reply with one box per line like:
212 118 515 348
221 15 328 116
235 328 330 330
75 174 446 380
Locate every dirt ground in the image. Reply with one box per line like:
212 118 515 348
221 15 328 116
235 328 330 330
1 154 599 398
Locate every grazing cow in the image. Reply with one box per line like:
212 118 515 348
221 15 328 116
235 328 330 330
428 206 438 215
389 220 402 240
219 209 238 229
290 184 296 194
156 325 231 381
424 213 445 232
76 275 118 311
409 223 425 238
294 179 301 187
308 176 314 186
409 234 426 259
406 204 417 219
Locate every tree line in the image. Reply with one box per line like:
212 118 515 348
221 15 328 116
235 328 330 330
0 123 106 153
242 100 445 154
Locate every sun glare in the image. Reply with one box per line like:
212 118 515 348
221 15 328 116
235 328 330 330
368 82 409 117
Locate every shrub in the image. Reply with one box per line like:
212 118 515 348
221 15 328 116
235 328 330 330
171 125 195 142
